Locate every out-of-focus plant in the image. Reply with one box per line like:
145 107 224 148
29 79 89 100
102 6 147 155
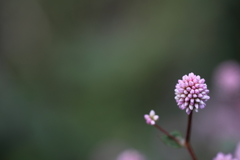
213 142 240 160
116 149 146 160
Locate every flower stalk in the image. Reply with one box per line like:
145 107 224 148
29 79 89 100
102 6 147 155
185 111 197 160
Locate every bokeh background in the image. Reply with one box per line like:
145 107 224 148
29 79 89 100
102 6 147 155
1 0 240 159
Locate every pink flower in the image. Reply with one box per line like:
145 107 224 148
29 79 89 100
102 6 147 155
213 152 238 160
116 149 146 160
213 142 240 160
213 60 240 96
144 110 159 125
235 142 240 160
175 72 210 114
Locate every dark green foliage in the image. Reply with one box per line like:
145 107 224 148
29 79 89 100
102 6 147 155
160 131 184 149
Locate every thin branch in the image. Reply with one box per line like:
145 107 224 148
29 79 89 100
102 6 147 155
154 124 181 145
154 112 197 160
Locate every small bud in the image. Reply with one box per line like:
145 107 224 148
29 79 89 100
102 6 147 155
144 110 159 125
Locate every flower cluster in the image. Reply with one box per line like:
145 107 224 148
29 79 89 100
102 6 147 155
214 60 240 95
213 152 238 160
175 72 210 114
144 110 159 125
213 142 240 160
116 149 146 160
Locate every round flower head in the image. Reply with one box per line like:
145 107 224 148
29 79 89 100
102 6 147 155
144 110 159 125
213 152 238 160
175 72 210 114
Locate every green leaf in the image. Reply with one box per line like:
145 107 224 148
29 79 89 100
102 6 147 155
160 131 184 148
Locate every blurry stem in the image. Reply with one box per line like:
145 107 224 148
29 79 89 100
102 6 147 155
154 124 181 145
154 112 197 160
185 111 197 160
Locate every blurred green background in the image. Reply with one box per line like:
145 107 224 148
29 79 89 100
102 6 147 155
0 0 240 159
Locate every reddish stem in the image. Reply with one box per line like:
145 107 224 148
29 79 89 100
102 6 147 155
154 111 197 160
185 111 197 160
154 124 181 146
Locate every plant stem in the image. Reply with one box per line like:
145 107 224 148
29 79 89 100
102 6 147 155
186 143 197 160
154 124 181 145
185 111 197 160
154 111 197 160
